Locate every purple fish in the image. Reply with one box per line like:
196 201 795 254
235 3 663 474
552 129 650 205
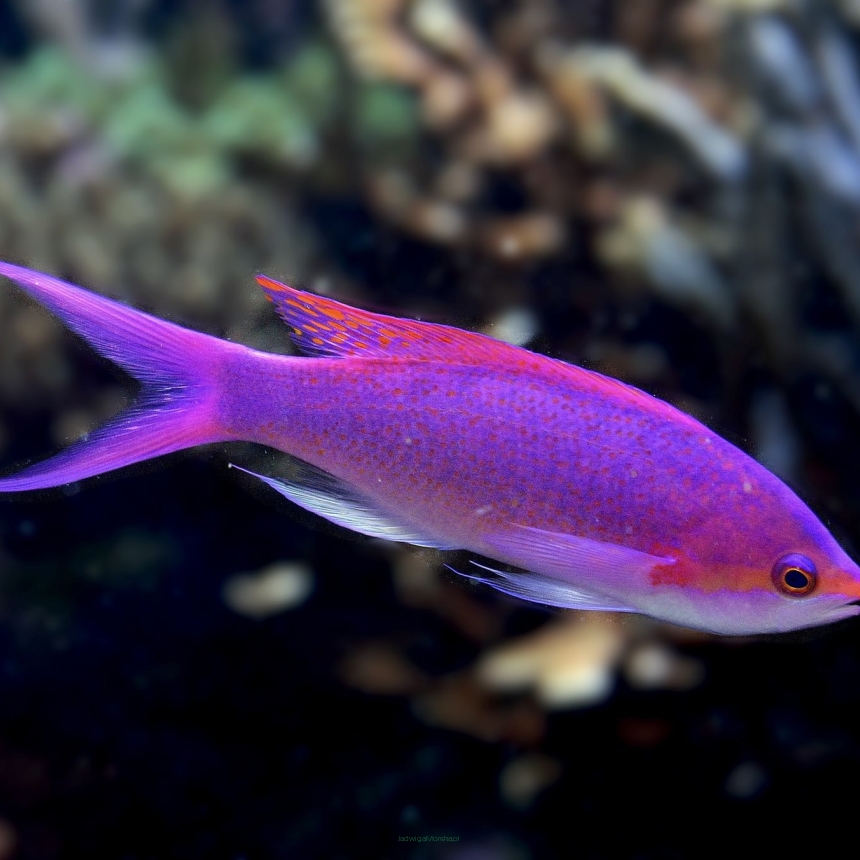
1 261 859 635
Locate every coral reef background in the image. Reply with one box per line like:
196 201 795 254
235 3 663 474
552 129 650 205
1 0 860 857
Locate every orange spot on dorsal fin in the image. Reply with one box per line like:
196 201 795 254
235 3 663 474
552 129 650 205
254 276 714 432
255 274 519 364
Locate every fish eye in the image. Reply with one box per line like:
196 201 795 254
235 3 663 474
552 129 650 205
772 554 817 597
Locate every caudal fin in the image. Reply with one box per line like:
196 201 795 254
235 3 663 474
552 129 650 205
0 262 236 491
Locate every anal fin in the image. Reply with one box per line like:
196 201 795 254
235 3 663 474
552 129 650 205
230 461 456 549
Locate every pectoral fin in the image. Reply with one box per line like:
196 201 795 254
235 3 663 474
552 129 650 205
486 525 675 586
464 524 676 611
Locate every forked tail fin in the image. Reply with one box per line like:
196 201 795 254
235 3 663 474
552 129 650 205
0 262 236 491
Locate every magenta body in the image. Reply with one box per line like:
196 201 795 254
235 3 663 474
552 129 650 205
1 261 859 635
224 350 774 560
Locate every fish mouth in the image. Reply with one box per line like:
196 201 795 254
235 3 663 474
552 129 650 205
831 600 860 624
817 598 860 627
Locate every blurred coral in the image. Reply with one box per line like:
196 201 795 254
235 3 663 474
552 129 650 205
222 561 314 619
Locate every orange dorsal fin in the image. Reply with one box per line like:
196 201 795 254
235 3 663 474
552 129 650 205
256 276 710 434
256 275 510 363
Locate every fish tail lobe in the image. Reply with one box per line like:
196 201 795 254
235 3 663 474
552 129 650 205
0 262 240 491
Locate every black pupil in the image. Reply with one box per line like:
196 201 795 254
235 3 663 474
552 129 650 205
784 568 809 589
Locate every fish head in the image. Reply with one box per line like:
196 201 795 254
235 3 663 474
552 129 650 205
649 484 860 635
765 549 860 630
642 543 860 636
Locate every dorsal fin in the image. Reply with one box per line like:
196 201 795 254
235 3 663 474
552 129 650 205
256 275 507 362
256 275 712 434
